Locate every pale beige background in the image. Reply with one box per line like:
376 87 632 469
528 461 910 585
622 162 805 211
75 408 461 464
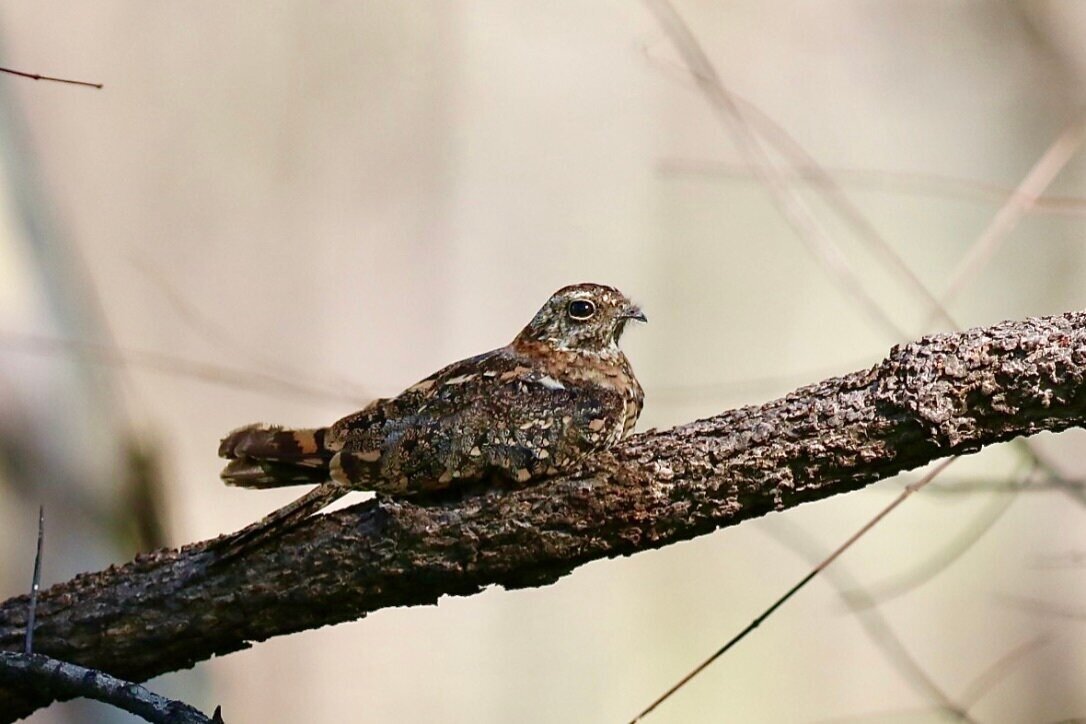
1 2 1086 722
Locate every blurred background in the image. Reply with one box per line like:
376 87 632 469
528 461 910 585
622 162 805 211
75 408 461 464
2 1 1086 722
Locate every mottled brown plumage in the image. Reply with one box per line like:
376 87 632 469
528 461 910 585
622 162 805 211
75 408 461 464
214 283 645 558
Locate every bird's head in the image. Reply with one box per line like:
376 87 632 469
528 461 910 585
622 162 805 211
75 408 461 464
513 283 646 354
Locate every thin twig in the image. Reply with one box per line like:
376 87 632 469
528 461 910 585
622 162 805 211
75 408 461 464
643 0 908 339
959 635 1051 710
659 158 1086 217
1015 442 1086 507
630 458 958 722
841 462 1034 607
642 40 958 332
762 518 971 720
23 507 43 655
998 594 1086 622
0 331 364 405
0 652 218 723
931 117 1086 325
723 92 960 332
1030 550 1086 569
925 474 1084 495
811 707 968 724
128 255 370 398
0 66 102 89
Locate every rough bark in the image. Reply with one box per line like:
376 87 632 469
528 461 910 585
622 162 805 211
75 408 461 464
0 652 220 723
2 310 1085 721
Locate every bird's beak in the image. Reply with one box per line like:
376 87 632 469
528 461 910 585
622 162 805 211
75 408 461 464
622 305 647 323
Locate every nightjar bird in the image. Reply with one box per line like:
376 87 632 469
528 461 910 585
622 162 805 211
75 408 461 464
215 282 645 558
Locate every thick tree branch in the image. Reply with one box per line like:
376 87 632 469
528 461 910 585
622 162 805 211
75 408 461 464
2 310 1085 721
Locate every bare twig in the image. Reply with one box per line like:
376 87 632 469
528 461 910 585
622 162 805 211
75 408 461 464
128 255 370 399
642 39 958 332
659 158 1086 217
23 507 43 655
761 518 970 720
841 463 1035 607
1015 442 1086 507
998 594 1086 622
0 652 218 723
718 93 960 332
925 474 1085 495
0 66 102 89
1030 550 1086 569
643 0 908 339
0 331 362 405
812 707 965 723
931 118 1086 325
959 635 1051 710
630 458 957 722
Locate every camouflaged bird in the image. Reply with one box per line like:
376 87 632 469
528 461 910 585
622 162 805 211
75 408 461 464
215 283 645 557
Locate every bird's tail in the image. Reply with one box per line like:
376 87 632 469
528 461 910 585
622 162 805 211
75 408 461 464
211 423 343 563
218 424 333 488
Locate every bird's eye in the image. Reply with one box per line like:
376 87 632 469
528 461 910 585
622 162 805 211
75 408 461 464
567 299 596 321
